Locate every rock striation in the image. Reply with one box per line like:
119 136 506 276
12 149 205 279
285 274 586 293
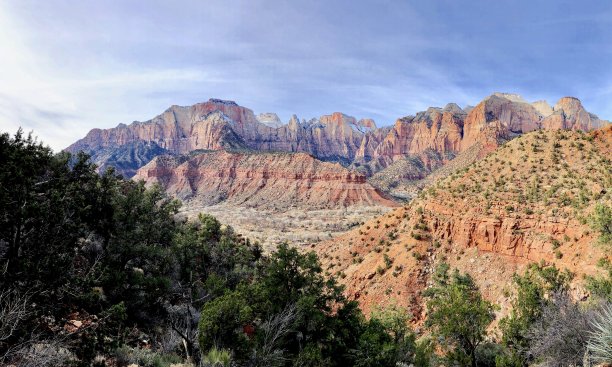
133 151 398 209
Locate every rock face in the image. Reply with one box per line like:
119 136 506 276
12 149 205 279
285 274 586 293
91 141 170 178
532 100 554 117
67 94 609 179
316 126 612 317
133 151 398 209
368 149 453 195
370 104 466 168
541 97 608 131
67 101 252 157
256 113 284 128
67 99 384 176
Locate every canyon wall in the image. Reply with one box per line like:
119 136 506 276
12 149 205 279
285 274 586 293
133 151 398 209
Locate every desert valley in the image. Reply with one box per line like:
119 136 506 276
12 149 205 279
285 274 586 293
1 1 612 366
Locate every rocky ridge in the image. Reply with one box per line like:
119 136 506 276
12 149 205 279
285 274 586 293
133 151 398 209
67 95 609 179
315 126 612 318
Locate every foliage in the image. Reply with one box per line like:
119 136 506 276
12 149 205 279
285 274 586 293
202 347 232 367
198 290 253 358
352 303 416 366
585 258 612 300
587 303 612 364
1 130 606 367
114 345 183 367
424 263 495 367
526 292 593 366
497 262 572 366
590 203 612 245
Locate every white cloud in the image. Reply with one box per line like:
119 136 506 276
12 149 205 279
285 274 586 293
0 0 609 152
0 3 221 150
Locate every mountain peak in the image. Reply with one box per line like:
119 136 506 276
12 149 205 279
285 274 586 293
554 96 583 111
531 100 553 117
207 98 239 106
256 112 283 128
491 92 528 103
443 103 465 114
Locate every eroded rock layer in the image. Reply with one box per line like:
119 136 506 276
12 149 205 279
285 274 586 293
133 151 398 209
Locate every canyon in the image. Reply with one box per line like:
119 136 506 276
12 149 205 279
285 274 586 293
133 151 397 248
133 151 395 209
66 93 609 249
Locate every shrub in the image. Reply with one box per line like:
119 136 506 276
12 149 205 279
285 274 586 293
527 293 594 366
499 263 573 365
587 303 612 364
590 203 612 245
424 264 495 366
384 254 393 269
202 347 232 367
198 290 253 356
114 346 183 367
551 239 561 250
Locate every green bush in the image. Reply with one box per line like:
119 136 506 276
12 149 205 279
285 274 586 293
424 264 496 366
202 347 232 367
591 203 612 245
198 290 253 357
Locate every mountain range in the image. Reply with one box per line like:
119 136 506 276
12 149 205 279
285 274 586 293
67 93 609 181
60 92 612 328
318 125 612 317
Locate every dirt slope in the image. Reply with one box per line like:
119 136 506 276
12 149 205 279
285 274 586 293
316 126 611 320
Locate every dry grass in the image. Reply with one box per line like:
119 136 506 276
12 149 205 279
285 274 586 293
179 204 391 251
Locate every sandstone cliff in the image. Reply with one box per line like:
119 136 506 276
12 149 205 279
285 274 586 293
68 94 609 180
133 151 398 209
316 126 612 318
367 94 609 196
67 99 383 176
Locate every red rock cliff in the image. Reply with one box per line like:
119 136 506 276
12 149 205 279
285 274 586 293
133 151 398 209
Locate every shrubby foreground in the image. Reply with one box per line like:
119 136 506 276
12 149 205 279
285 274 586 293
0 130 610 366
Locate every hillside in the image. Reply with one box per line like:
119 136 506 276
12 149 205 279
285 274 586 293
316 126 612 318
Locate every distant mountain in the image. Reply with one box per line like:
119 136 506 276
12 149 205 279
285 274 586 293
67 95 609 180
66 98 381 176
87 140 170 178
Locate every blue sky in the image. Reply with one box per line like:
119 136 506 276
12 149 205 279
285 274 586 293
1 0 611 150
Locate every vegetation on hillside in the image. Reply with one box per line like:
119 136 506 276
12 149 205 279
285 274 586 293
0 129 610 366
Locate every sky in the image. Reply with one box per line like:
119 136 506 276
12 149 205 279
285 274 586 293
1 0 611 151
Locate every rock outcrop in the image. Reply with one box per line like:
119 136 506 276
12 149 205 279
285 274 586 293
67 99 384 176
133 151 398 209
371 104 466 168
541 97 608 131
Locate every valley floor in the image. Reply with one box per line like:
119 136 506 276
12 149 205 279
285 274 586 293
179 204 392 251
